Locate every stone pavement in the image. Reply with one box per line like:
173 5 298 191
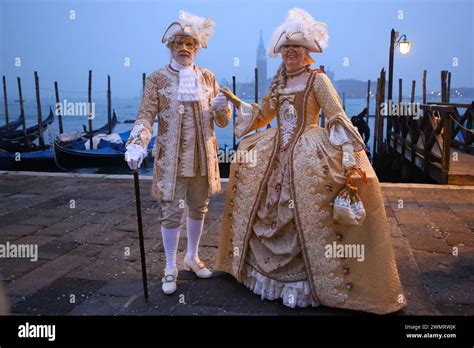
0 171 473 316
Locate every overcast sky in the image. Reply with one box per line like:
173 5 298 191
0 0 473 98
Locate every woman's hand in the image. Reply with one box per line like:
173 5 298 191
342 143 356 170
219 88 242 109
210 92 229 111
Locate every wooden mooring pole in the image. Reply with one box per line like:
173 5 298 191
34 71 45 148
373 68 386 166
54 81 64 134
2 76 9 129
447 72 451 103
107 75 112 134
422 70 427 104
441 70 449 103
366 80 371 124
17 77 27 141
254 68 259 132
87 70 93 150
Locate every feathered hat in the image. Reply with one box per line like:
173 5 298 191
162 11 215 49
268 8 329 58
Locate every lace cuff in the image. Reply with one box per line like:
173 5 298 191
234 101 259 138
329 123 356 146
327 117 365 152
125 121 153 151
211 104 231 128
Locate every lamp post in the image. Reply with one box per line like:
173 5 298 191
386 29 412 146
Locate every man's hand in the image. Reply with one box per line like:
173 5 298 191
219 88 242 109
125 144 147 170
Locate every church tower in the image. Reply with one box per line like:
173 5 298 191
256 30 268 98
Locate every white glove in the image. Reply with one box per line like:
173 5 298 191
342 143 356 170
211 92 229 111
124 143 147 170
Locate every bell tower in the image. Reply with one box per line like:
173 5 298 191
256 30 268 98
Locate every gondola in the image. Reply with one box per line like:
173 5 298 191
1 108 54 142
0 113 25 134
82 111 119 136
53 130 155 170
0 139 39 153
0 148 56 171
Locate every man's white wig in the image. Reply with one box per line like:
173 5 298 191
162 11 215 49
268 8 329 57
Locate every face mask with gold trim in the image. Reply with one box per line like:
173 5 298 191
171 36 198 53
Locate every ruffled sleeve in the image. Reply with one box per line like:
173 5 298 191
234 95 275 138
125 74 159 151
329 123 362 146
313 72 365 151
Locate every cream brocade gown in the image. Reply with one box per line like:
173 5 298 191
243 82 317 307
216 69 406 314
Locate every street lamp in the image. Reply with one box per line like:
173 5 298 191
397 34 412 55
386 29 412 142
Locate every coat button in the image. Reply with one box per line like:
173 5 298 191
230 200 234 207
228 213 233 221
271 221 277 230
336 233 343 241
342 267 350 274
346 282 353 290
232 185 237 192
235 171 240 178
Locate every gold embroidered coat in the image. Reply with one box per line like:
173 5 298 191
126 65 231 201
216 70 406 314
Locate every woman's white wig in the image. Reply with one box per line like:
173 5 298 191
268 8 329 58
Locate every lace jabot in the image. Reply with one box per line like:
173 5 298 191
170 59 205 102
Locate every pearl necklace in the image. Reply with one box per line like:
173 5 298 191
285 65 308 77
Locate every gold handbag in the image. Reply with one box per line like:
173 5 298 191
333 166 368 226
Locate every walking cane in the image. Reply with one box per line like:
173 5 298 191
133 169 149 302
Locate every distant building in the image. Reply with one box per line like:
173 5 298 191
256 30 268 98
325 67 335 82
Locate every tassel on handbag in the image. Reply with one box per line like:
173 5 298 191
333 166 368 226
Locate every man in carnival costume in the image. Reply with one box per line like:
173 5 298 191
125 11 231 295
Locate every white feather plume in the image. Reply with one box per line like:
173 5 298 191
267 8 329 57
163 11 215 48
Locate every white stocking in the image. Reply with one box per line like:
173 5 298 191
186 217 205 261
161 226 180 271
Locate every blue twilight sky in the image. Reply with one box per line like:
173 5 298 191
0 0 473 99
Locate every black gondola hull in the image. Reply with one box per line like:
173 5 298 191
53 140 128 169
